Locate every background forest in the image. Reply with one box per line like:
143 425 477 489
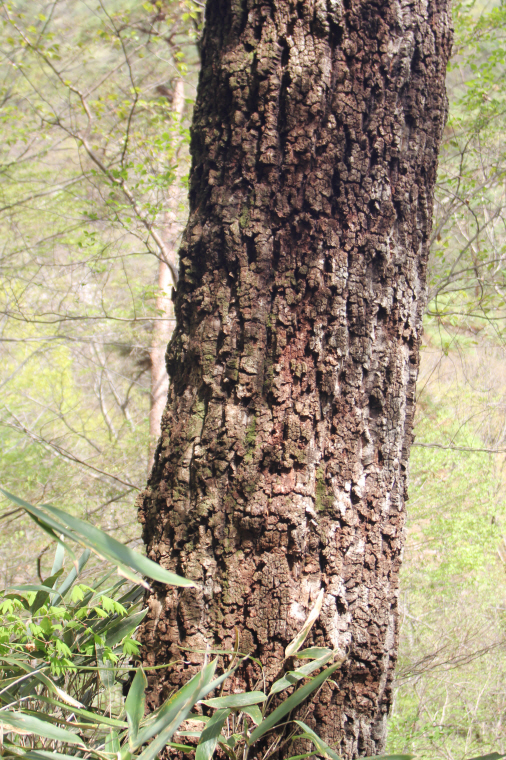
1 0 506 758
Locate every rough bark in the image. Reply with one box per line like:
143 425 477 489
138 0 452 756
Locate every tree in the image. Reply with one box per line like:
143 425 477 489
137 0 449 756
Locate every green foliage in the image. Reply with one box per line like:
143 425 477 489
0 494 416 760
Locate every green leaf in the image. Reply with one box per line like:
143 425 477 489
12 753 85 760
136 660 217 760
126 668 147 744
293 721 341 760
0 490 76 563
105 608 147 647
285 590 325 658
269 652 334 695
56 548 90 598
464 756 506 760
105 729 120 753
50 541 65 576
96 645 115 688
242 704 263 724
200 691 267 709
295 647 333 659
37 696 127 727
249 661 342 744
0 710 85 745
195 708 230 760
42 501 197 589
363 756 415 760
133 659 218 750
167 743 195 753
0 489 195 589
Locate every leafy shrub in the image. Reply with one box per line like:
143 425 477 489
0 490 499 760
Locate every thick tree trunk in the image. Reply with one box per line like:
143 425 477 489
138 0 452 756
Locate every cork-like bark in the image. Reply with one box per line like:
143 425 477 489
138 0 452 756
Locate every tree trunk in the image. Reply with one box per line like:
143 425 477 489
138 0 452 756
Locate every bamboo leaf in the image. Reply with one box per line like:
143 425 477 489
0 710 85 745
241 704 263 724
0 489 196 589
363 756 415 760
195 708 230 760
167 743 195 753
50 541 65 576
136 661 215 760
249 661 342 744
134 659 218 749
293 721 341 760
42 501 198 589
105 729 120 753
200 691 267 709
105 608 147 647
285 590 325 658
11 752 86 760
56 548 91 598
37 696 127 727
269 652 334 695
362 756 415 760
295 647 332 660
125 668 147 744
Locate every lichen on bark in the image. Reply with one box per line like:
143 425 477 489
137 0 452 757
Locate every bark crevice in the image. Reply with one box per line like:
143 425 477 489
138 0 452 757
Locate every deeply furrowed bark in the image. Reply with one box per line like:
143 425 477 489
138 0 452 756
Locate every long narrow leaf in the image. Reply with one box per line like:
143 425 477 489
249 661 343 744
285 590 324 658
37 696 127 727
0 710 85 745
1 488 195 589
293 721 341 760
126 668 147 744
200 691 267 709
133 659 218 749
269 652 334 695
50 541 65 576
42 502 197 589
242 704 263 724
136 662 214 760
363 756 415 760
195 708 230 760
56 548 91 598
105 608 147 648
0 489 76 563
11 752 87 760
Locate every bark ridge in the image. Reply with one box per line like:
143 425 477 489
138 0 452 756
